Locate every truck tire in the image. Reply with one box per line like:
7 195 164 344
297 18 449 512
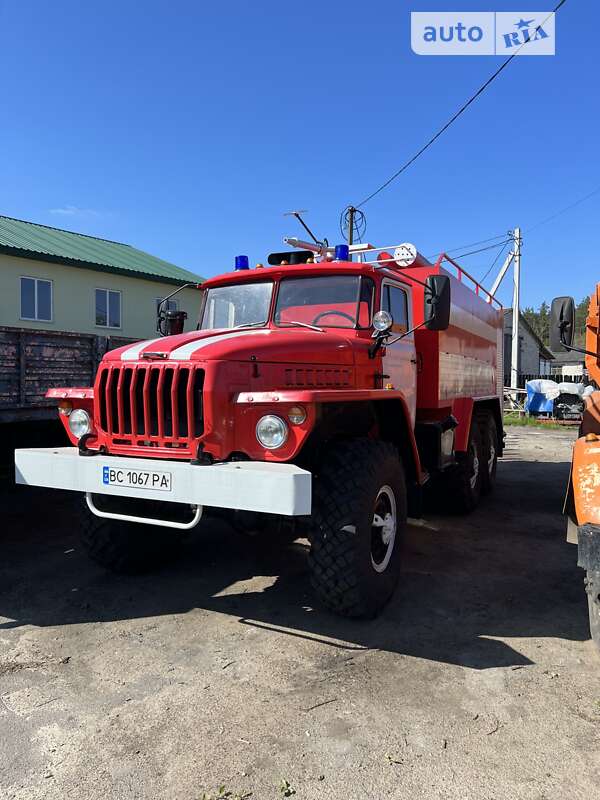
308 439 406 618
585 570 600 652
446 420 483 513
78 496 184 574
228 510 302 544
479 412 498 495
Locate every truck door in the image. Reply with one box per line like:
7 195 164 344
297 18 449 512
381 281 417 425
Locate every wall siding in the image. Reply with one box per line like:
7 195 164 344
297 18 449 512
0 253 202 340
503 311 543 375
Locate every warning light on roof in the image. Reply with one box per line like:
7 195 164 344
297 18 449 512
235 255 249 270
334 244 349 261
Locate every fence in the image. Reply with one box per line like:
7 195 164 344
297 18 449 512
504 373 587 389
0 326 135 423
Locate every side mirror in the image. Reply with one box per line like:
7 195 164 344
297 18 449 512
158 308 188 336
550 296 575 351
424 275 451 331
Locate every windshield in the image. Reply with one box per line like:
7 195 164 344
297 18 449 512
200 282 273 329
275 275 374 329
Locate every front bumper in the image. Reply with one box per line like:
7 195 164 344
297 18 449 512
14 447 312 516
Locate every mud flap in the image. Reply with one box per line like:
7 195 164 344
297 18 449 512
577 524 600 571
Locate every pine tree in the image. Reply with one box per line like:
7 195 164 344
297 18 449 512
574 296 590 347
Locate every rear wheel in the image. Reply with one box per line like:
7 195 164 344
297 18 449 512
308 439 407 618
479 412 498 495
446 420 483 513
78 495 184 574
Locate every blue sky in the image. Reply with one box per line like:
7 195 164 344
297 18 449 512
0 0 596 308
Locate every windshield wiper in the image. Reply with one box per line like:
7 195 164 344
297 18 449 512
232 321 267 329
278 320 324 332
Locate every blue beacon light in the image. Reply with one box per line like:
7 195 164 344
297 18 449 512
334 244 350 261
235 255 250 270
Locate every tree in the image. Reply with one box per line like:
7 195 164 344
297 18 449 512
574 296 590 347
521 295 590 349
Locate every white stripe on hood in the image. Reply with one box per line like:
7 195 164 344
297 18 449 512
168 329 273 360
120 337 164 361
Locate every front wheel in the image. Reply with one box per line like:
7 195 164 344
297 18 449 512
78 495 184 574
308 439 407 618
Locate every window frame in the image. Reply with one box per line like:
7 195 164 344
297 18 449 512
380 280 411 335
95 287 122 329
20 276 54 323
198 280 274 330
273 274 375 331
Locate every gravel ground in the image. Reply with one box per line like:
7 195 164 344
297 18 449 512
1 426 599 799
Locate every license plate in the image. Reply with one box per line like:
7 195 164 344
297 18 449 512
102 465 172 492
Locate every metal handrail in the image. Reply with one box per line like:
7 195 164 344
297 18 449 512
85 493 203 529
434 253 503 309
351 245 503 309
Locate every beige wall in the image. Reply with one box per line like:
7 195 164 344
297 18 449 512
0 252 202 340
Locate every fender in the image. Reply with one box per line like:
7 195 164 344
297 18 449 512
451 397 474 452
451 395 503 454
235 388 424 481
571 434 600 526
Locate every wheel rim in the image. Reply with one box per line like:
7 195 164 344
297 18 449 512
371 485 397 573
469 441 480 490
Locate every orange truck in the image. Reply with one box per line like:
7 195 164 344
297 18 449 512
551 289 600 650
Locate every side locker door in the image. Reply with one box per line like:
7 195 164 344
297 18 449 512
381 283 417 425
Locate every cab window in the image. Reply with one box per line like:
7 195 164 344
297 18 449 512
382 285 409 334
275 275 374 329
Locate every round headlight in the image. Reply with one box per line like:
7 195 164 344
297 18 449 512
373 310 393 333
68 408 91 440
256 415 288 449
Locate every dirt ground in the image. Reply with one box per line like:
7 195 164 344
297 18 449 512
1 425 599 799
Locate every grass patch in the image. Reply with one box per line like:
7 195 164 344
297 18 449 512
503 413 563 429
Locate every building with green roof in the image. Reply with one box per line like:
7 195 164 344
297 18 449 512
0 215 204 339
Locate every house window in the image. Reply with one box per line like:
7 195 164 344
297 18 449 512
20 277 53 322
156 298 178 314
95 289 121 328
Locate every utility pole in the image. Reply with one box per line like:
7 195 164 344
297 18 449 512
510 227 522 390
347 206 355 246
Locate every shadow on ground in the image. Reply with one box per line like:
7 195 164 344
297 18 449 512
0 432 586 671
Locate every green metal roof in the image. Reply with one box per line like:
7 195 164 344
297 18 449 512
0 214 204 286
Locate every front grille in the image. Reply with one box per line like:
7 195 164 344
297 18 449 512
96 363 204 447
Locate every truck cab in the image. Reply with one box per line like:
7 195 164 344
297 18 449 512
15 241 503 618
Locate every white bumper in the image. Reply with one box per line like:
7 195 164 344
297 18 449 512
14 447 312 516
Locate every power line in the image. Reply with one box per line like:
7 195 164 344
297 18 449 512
479 239 512 285
526 183 600 233
444 233 508 254
451 239 512 259
354 0 568 209
424 232 508 261
427 178 599 268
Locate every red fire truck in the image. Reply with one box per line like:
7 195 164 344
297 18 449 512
15 239 503 618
